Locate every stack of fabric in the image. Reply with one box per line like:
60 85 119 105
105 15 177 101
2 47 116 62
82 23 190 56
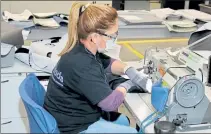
1 9 69 73
150 8 197 32
175 9 211 23
118 10 163 25
162 20 197 33
2 9 69 29
150 8 182 20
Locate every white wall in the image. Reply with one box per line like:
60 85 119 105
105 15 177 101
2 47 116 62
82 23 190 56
1 1 160 14
1 1 112 14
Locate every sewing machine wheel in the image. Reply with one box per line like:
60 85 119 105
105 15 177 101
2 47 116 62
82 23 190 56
175 77 205 108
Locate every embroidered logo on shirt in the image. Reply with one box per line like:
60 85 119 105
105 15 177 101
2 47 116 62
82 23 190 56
52 67 64 87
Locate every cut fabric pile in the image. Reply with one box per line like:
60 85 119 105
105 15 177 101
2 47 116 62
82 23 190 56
175 9 211 23
162 20 197 32
150 8 211 32
2 9 69 29
118 10 163 25
150 8 183 21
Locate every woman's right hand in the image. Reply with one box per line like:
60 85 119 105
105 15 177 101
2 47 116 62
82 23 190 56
124 67 152 93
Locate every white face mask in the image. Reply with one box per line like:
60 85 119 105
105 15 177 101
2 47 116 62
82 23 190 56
96 39 116 53
105 38 117 50
96 43 106 53
95 32 118 53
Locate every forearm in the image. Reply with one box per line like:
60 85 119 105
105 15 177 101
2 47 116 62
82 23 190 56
98 89 125 112
111 60 127 75
97 80 138 112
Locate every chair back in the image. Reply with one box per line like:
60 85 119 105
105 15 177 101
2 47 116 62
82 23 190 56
19 73 59 133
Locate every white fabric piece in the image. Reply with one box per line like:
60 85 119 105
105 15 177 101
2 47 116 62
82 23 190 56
175 9 211 21
2 9 69 22
50 33 68 60
2 9 33 22
1 43 14 56
197 22 211 31
33 18 60 28
119 15 143 21
29 33 68 61
22 30 30 40
150 8 182 20
163 20 197 32
33 12 58 18
118 11 162 25
15 51 57 73
146 79 153 93
30 40 53 56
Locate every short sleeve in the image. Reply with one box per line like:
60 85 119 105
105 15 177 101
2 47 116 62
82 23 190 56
71 63 113 105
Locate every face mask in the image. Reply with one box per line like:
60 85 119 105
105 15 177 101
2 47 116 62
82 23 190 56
105 38 117 50
95 33 117 53
96 44 106 53
96 40 107 53
97 39 116 53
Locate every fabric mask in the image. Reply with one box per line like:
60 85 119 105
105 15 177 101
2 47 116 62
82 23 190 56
105 38 117 50
96 34 117 53
96 43 107 53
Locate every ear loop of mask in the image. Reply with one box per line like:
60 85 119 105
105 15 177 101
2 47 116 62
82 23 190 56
92 34 107 53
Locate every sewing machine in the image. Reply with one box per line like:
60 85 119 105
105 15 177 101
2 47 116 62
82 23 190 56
142 42 211 132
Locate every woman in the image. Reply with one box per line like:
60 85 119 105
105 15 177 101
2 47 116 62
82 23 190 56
44 2 151 133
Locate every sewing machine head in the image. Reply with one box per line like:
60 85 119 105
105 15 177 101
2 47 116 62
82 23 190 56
144 47 211 131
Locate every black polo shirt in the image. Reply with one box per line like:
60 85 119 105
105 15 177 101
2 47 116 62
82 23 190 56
44 42 113 133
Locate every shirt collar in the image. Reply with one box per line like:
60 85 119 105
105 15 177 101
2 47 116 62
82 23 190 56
76 42 100 59
77 41 100 57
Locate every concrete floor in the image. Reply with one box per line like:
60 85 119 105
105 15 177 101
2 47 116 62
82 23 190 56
118 40 188 128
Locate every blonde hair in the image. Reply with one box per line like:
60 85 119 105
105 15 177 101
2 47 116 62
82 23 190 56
59 2 118 56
